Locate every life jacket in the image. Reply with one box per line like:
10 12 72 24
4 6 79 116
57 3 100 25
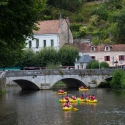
65 96 69 100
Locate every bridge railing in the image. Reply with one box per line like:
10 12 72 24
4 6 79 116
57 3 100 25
6 69 116 77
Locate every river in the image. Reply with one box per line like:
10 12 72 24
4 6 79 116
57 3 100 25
0 86 125 125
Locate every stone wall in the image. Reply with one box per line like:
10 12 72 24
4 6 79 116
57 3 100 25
0 72 6 93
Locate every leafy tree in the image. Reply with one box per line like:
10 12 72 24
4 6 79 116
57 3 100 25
86 60 96 69
0 0 46 66
17 49 36 67
100 62 109 69
36 47 58 67
58 45 79 66
47 0 83 11
91 61 99 69
111 7 125 43
110 69 125 89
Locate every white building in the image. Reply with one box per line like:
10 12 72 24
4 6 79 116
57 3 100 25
25 18 73 52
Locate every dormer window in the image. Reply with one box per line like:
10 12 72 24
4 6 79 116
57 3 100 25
91 46 95 51
105 46 110 51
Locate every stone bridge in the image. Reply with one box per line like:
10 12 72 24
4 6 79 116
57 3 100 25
5 69 115 90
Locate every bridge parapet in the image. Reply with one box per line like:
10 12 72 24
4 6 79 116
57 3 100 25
6 69 116 77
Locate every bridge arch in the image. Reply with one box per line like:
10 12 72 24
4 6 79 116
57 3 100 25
52 78 87 88
13 79 40 90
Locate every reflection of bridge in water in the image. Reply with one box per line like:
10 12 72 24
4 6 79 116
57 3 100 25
6 69 115 90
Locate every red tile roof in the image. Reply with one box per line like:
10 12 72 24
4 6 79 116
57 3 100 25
65 43 125 52
33 20 65 34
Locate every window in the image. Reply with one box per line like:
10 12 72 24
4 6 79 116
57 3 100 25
78 65 79 69
51 39 54 47
105 46 110 51
36 39 39 48
29 40 32 48
104 56 110 61
119 55 125 61
43 40 46 47
82 65 83 69
91 56 95 60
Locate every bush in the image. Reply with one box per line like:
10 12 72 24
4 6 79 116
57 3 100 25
91 61 99 69
100 62 109 69
86 60 96 69
110 69 125 90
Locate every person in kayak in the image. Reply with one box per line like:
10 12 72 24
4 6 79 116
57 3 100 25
80 93 85 99
58 89 64 93
80 86 84 89
91 95 96 100
65 94 69 100
63 100 71 107
71 95 77 100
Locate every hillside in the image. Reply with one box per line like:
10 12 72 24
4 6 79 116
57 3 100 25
46 0 125 45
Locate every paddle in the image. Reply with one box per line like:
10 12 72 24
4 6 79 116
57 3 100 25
73 107 78 111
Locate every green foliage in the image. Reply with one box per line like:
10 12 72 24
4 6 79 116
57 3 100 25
17 49 36 67
46 62 60 69
100 62 109 69
0 0 47 66
58 45 79 66
70 23 88 38
110 69 125 89
91 61 99 69
17 46 78 67
86 60 109 69
35 47 58 67
86 60 96 69
47 0 83 11
45 0 125 44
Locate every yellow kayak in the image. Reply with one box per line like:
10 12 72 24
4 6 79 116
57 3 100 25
58 92 67 95
77 98 86 102
79 88 89 91
62 106 72 111
86 99 98 103
69 99 78 103
59 99 67 103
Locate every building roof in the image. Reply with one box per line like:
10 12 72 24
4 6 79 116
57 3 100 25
77 54 93 63
65 43 125 52
33 19 65 34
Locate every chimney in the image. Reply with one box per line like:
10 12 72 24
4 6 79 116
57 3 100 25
59 14 63 28
66 17 70 27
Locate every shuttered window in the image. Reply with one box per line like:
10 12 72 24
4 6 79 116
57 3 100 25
104 56 110 61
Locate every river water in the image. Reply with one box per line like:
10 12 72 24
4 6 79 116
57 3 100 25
0 86 125 125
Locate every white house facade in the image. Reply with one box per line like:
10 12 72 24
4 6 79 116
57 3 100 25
25 18 73 52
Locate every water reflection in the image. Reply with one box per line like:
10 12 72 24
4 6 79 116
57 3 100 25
0 87 125 125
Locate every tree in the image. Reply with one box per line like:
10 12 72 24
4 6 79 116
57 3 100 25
110 69 125 89
17 49 36 67
58 45 79 66
0 0 47 66
100 62 109 69
111 7 125 43
86 60 96 69
91 61 99 69
47 0 83 11
35 47 58 67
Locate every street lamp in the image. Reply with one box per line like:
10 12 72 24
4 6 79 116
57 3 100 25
114 60 118 68
98 43 100 69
